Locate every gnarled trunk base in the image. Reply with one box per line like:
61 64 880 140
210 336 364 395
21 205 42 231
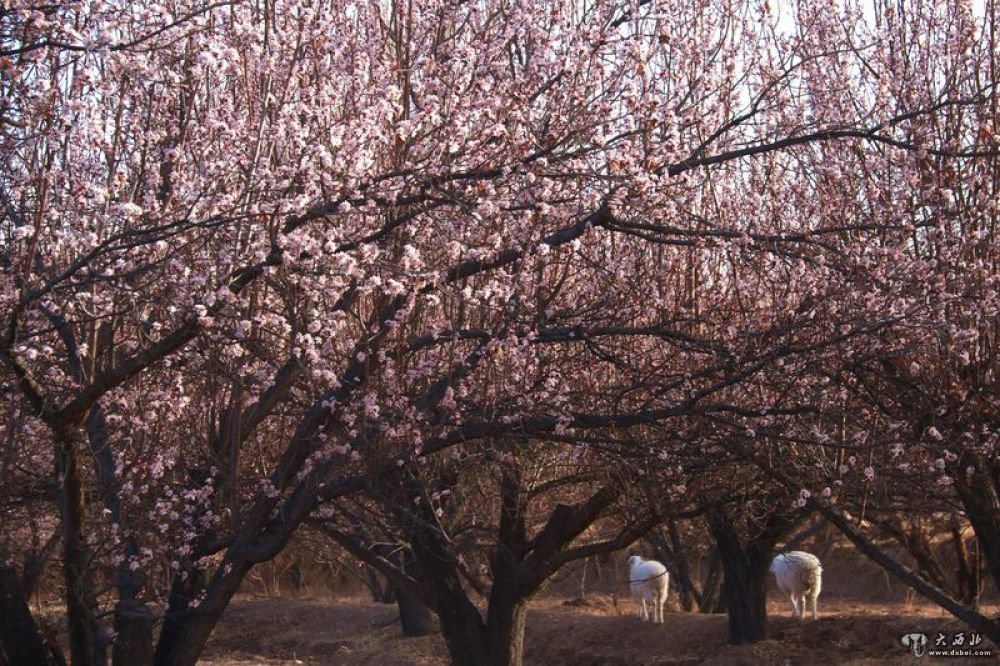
0 564 50 666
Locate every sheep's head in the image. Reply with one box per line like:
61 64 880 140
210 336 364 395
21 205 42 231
627 555 642 569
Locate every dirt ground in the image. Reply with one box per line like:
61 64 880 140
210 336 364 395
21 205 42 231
26 538 997 664
198 594 990 665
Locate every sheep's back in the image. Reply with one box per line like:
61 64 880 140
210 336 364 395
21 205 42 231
771 552 822 594
629 560 669 595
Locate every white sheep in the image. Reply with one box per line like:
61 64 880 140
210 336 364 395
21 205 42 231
770 550 822 620
627 555 670 623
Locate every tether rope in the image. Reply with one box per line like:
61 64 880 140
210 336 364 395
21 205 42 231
629 569 669 584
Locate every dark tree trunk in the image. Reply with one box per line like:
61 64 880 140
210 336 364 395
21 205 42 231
707 506 792 644
365 565 397 603
716 544 770 644
409 531 488 665
153 558 252 666
648 520 699 611
155 593 240 666
154 566 205 666
954 467 1000 600
397 586 432 637
699 547 725 613
429 573 489 666
408 563 529 666
949 519 981 608
0 563 50 666
395 551 433 637
55 429 105 666
21 531 60 600
436 610 489 666
45 311 150 665
666 519 698 611
397 467 537 666
112 600 154 666
86 405 155 666
484 594 528 666
379 468 649 666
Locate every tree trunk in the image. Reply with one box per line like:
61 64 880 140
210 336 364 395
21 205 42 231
384 470 645 666
646 520 702 612
480 463 531 666
154 565 204 665
86 405 155 666
707 510 771 644
153 559 251 666
395 551 433 637
435 601 489 666
366 566 396 603
813 497 1000 645
666 519 698 611
699 547 725 613
21 531 60 599
717 546 770 644
954 468 1000 600
397 586 433 637
484 594 528 666
0 563 50 666
950 519 977 607
55 429 105 666
112 600 154 666
881 518 951 594
411 542 487 665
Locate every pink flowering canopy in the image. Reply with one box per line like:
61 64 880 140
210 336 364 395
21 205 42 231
1 0 998 663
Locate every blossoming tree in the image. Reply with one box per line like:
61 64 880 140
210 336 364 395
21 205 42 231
1 0 997 664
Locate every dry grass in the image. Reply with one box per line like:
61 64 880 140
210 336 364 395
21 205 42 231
198 594 985 665
30 536 998 664
198 597 447 665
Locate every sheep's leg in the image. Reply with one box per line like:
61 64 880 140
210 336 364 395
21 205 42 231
797 595 806 621
640 597 648 621
810 594 818 620
657 597 665 624
789 595 800 618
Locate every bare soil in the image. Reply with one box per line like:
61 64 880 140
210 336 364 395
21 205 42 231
199 594 990 665
28 537 998 663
